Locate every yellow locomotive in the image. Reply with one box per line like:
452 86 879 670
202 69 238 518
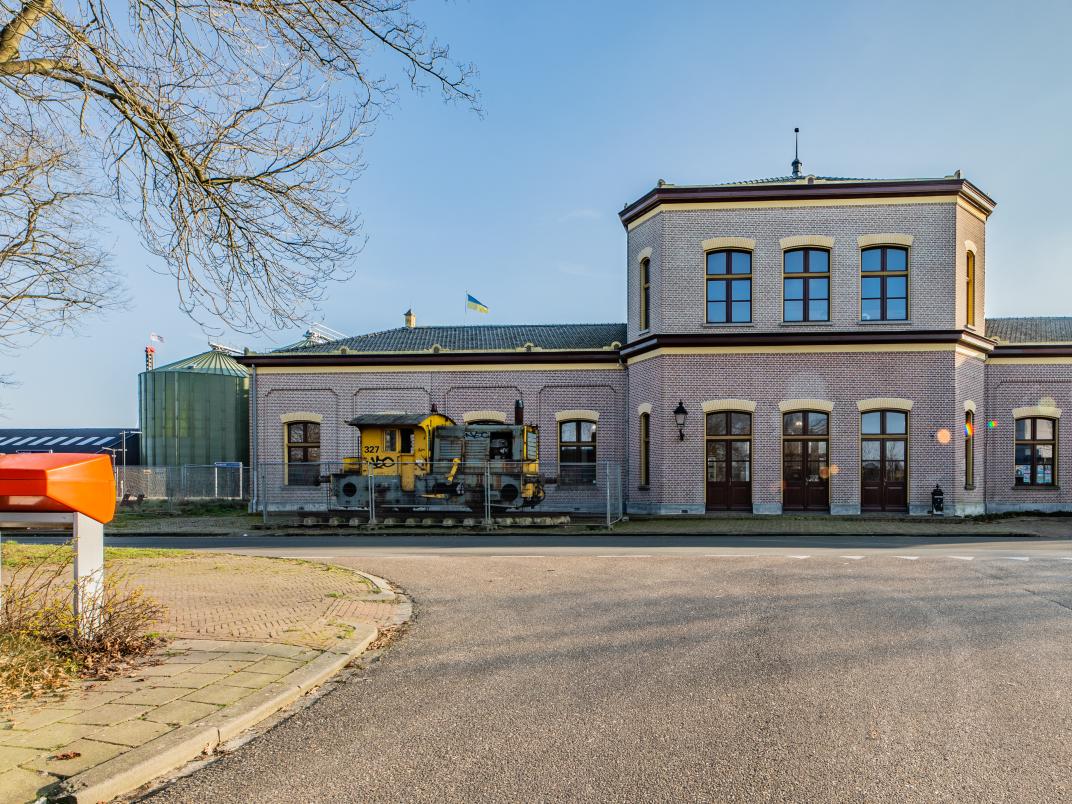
328 404 544 511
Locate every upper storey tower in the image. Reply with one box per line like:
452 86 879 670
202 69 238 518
619 170 995 345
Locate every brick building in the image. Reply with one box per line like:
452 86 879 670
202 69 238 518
240 167 1072 516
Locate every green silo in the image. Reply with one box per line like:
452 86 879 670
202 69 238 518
138 347 249 465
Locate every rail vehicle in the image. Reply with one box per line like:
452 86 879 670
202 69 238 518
326 403 544 512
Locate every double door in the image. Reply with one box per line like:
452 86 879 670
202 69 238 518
705 411 752 511
782 411 829 511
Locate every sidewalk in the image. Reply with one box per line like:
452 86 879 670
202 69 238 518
0 553 410 803
101 513 1072 539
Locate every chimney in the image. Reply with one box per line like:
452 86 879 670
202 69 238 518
404 309 416 328
145 345 155 371
514 399 525 425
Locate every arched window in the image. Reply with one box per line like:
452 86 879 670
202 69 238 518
783 248 830 322
706 249 752 323
638 412 650 487
965 411 975 489
861 409 908 512
1015 417 1056 486
286 421 320 486
559 419 596 485
966 251 976 327
782 411 830 511
861 246 908 321
639 257 651 331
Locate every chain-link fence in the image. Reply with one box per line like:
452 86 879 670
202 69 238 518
114 464 249 505
253 460 623 526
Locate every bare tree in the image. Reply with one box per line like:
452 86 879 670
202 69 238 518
0 0 479 336
0 127 120 347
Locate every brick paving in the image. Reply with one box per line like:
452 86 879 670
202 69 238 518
0 554 408 802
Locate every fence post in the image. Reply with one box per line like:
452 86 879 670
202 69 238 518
605 461 611 529
484 462 492 529
239 463 244 501
367 466 376 526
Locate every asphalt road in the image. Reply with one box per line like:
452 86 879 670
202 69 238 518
101 535 1072 802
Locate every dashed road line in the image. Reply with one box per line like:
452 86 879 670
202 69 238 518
1003 557 1030 561
948 556 975 561
841 555 864 560
787 555 811 560
704 554 757 558
895 556 919 560
596 554 653 558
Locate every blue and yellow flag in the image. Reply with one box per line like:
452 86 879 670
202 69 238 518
466 293 489 314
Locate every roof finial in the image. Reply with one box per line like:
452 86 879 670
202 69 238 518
791 127 803 178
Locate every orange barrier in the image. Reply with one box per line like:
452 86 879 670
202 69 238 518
0 453 116 523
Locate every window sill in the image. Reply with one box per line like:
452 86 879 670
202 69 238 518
778 321 833 327
1011 485 1060 491
701 322 754 328
964 485 976 491
637 484 650 491
858 319 912 325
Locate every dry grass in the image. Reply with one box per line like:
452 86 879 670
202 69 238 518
1 541 166 706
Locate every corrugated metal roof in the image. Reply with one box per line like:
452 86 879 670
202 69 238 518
286 323 628 354
986 317 1072 345
0 428 138 457
153 349 249 376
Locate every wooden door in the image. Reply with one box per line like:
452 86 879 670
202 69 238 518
782 411 829 512
705 412 752 511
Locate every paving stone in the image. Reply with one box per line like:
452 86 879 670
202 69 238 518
135 663 194 678
62 704 152 726
223 672 282 690
193 659 258 674
60 691 125 710
182 684 255 706
116 686 196 706
221 652 270 662
0 744 42 772
147 673 227 690
144 700 220 726
248 657 305 675
3 708 82 732
0 722 98 750
160 651 222 664
0 767 58 803
90 718 173 747
30 738 126 777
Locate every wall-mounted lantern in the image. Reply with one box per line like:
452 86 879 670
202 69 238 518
673 400 688 440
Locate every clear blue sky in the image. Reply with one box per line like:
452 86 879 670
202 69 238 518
4 0 1071 426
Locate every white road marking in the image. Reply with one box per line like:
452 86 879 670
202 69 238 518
787 555 811 560
490 555 546 558
948 556 975 561
841 555 864 560
895 556 919 560
596 554 653 558
1003 557 1030 561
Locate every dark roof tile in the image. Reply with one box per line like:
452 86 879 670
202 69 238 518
986 317 1072 345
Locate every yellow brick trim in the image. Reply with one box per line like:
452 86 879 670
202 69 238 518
701 236 755 252
701 399 757 414
636 403 653 416
780 235 834 250
626 196 962 231
857 397 914 412
280 411 323 424
964 239 978 254
1013 405 1062 420
462 410 506 424
555 409 599 422
988 357 1072 365
858 233 914 248
964 400 977 413
636 247 652 264
779 399 834 413
626 343 959 365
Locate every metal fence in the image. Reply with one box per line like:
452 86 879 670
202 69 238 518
115 464 249 504
111 460 624 526
254 460 624 526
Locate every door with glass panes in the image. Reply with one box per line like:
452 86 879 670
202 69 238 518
860 410 907 511
782 411 829 511
705 411 752 510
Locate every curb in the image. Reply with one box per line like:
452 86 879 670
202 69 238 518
53 625 382 803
